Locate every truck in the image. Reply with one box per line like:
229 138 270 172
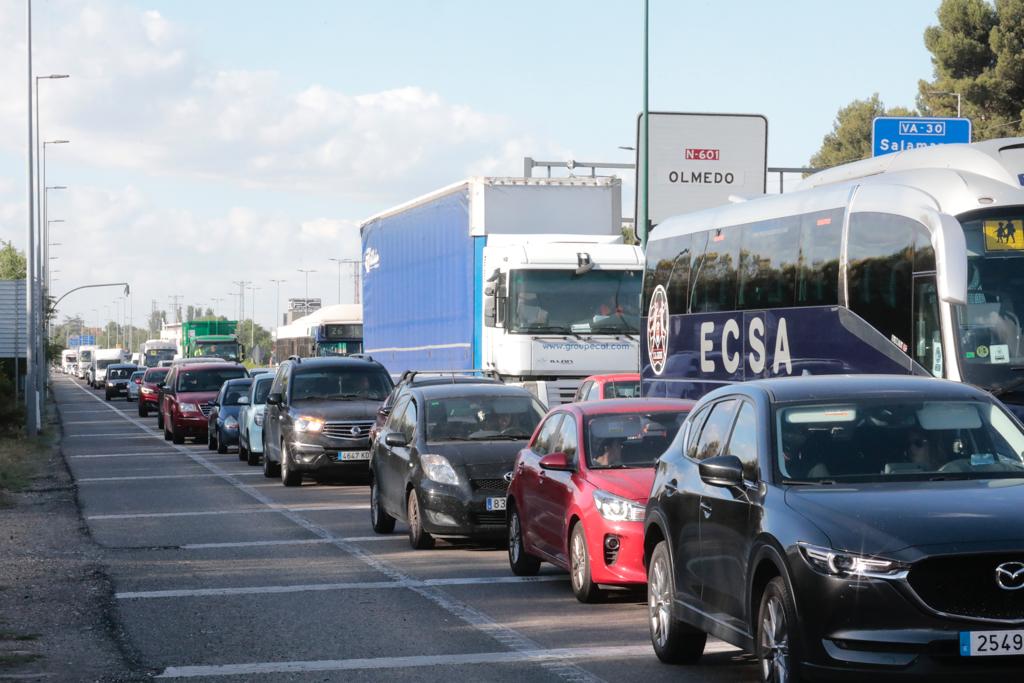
90 348 127 388
76 345 97 380
181 320 244 362
60 349 77 374
360 176 643 406
139 338 178 367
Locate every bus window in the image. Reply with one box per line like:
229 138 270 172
797 209 843 306
914 225 936 273
847 212 916 354
913 275 942 377
737 216 800 310
643 234 683 312
690 228 740 313
666 235 692 315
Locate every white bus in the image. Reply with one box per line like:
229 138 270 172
642 137 1024 418
139 338 178 367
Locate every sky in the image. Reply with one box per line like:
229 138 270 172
0 0 942 335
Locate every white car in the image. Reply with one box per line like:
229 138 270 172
238 373 275 467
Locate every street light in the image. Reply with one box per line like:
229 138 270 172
928 90 962 118
328 258 344 305
296 269 316 315
269 279 286 331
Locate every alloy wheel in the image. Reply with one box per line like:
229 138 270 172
760 594 790 683
649 553 672 649
508 511 522 564
570 528 587 590
370 480 380 526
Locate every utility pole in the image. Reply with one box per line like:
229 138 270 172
232 280 250 321
269 279 286 329
25 0 38 434
248 285 260 353
296 269 316 316
639 0 650 249
328 258 343 305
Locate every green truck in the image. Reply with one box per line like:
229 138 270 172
182 320 244 362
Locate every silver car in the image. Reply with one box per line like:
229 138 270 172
238 374 275 467
127 370 146 401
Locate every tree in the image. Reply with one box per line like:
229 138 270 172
809 95 916 169
0 241 26 280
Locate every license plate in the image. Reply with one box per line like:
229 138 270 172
338 451 370 461
486 497 506 511
960 629 1024 656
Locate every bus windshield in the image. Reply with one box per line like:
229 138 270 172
317 341 363 356
144 348 176 367
507 269 642 335
957 212 1024 396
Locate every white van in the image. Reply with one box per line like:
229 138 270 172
60 349 78 374
90 348 125 388
77 345 97 380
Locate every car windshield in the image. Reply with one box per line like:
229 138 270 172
107 368 134 380
290 367 391 401
222 382 252 405
425 394 545 442
507 269 642 335
586 410 689 469
177 368 246 392
144 369 169 383
252 378 273 404
777 399 1024 483
605 381 641 398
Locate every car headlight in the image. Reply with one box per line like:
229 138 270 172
140 387 153 395
254 411 264 426
179 402 200 414
294 416 324 433
592 489 645 522
420 453 459 485
798 543 907 579
225 416 239 430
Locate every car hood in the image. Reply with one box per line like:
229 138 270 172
288 398 381 421
425 440 527 473
585 467 655 502
785 479 1024 555
219 406 243 419
176 391 219 404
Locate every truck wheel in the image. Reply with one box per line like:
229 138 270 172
507 503 541 576
569 522 602 603
648 540 706 664
171 422 184 445
406 489 435 550
217 429 228 454
280 442 302 487
370 474 395 534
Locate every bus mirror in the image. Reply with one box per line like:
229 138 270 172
935 213 967 305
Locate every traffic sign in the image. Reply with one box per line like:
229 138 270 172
872 117 971 157
69 334 95 347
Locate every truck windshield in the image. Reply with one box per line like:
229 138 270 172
507 269 642 335
956 212 1024 397
195 342 240 362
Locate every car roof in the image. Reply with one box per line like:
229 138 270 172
403 375 501 387
223 378 253 386
559 398 695 417
175 362 245 372
414 383 536 401
713 374 993 404
585 373 640 384
287 356 385 370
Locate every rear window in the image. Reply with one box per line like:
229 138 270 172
586 409 690 469
130 372 146 381
143 368 169 383
177 368 247 392
606 381 641 399
223 382 252 405
108 368 134 380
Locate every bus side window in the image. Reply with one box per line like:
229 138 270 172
797 209 843 306
643 237 679 310
847 212 916 354
666 234 692 315
914 226 936 273
691 227 740 313
738 216 801 309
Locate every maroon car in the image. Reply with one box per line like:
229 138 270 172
138 367 169 418
160 362 248 444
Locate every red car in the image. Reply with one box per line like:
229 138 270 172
506 398 693 602
572 373 641 402
160 362 248 444
138 367 169 417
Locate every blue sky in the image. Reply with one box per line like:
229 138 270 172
0 0 941 332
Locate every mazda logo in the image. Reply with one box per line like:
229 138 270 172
995 561 1024 591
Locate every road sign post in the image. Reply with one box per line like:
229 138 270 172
872 117 971 157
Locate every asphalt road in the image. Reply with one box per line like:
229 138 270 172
54 374 759 682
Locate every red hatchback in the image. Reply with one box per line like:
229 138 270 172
506 398 693 602
138 367 169 417
160 362 248 444
572 373 641 402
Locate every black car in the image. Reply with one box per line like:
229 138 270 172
262 356 394 486
207 377 253 455
370 383 545 549
642 375 1024 681
104 363 139 401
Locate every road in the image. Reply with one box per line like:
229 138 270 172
53 374 758 682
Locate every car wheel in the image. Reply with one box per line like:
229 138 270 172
171 421 184 445
238 439 248 462
105 390 112 401
246 444 260 467
163 418 172 441
569 523 602 603
262 443 279 478
207 425 217 450
406 489 435 550
507 503 541 576
370 474 396 534
280 442 302 487
157 410 164 430
138 402 147 417
648 540 707 664
757 576 800 683
218 428 228 454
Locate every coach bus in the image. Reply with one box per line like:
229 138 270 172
642 137 1024 417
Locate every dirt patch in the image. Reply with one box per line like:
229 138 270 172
0 402 146 682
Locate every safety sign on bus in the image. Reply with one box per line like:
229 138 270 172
983 219 1024 252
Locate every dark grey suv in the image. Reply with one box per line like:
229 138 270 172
261 356 394 486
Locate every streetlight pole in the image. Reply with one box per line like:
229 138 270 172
638 0 650 249
297 269 316 316
25 0 37 433
928 90 962 118
328 258 343 305
269 278 286 331
248 285 260 354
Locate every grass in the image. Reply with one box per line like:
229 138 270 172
0 426 55 505
0 652 42 666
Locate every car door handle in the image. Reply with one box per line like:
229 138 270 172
700 501 712 519
664 479 678 497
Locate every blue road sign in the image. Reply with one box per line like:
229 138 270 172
71 334 96 347
872 117 971 157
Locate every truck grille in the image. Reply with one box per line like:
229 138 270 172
323 421 374 440
471 479 508 492
907 554 1024 621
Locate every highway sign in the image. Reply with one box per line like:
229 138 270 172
872 117 971 157
69 335 95 347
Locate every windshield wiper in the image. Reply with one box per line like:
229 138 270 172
471 434 529 440
989 375 1024 397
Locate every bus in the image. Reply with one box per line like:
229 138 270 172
140 339 178 367
273 304 362 362
314 322 363 356
641 137 1024 417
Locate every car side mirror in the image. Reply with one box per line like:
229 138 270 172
699 455 744 488
237 396 249 405
378 407 392 418
539 452 573 471
267 392 282 406
384 433 408 448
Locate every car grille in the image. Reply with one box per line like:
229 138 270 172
199 402 214 417
471 478 508 492
323 420 374 440
907 554 1024 621
471 511 507 526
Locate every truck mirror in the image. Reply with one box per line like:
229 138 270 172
484 298 497 327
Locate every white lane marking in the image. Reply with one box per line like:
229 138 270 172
86 505 369 520
118 575 564 599
64 433 156 438
157 644 750 678
181 536 393 549
69 451 177 459
77 472 265 482
65 381 603 683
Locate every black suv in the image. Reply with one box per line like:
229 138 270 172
104 363 139 401
262 356 394 486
